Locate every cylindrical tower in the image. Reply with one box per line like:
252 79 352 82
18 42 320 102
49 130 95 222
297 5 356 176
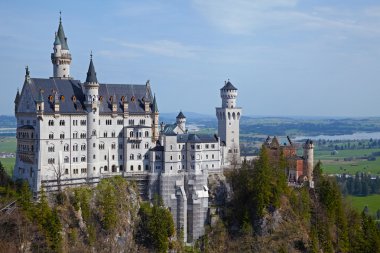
303 139 314 181
216 80 242 166
176 111 186 131
51 16 72 79
221 80 238 108
84 55 100 182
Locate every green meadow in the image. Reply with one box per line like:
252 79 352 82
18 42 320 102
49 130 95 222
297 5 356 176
346 194 380 217
315 148 380 175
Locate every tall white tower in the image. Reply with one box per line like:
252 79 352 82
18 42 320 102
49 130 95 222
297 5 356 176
216 80 242 165
84 54 100 182
51 15 72 79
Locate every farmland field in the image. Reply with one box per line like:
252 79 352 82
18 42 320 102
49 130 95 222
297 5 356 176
0 137 16 153
315 148 380 175
346 194 380 217
0 157 15 176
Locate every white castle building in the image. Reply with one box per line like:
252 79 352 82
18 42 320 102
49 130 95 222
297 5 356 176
13 17 242 243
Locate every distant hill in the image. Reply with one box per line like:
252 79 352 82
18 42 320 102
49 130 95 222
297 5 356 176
2 113 380 138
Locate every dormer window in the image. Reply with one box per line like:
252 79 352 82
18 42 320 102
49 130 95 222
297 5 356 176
72 95 77 102
131 96 135 102
48 95 53 102
60 95 65 101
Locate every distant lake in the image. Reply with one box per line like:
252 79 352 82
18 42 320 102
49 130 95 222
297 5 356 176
294 132 380 141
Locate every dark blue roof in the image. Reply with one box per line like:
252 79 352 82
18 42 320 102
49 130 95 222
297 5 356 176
177 133 218 143
24 78 153 114
221 81 237 90
86 58 98 83
176 111 186 119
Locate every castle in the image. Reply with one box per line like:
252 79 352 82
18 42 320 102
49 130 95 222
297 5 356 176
13 17 242 243
264 136 314 186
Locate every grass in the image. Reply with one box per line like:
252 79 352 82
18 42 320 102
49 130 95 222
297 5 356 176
0 157 15 177
0 137 16 153
346 194 380 217
315 148 380 175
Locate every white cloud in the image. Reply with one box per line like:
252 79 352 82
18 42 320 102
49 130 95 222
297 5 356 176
103 38 201 59
192 0 380 36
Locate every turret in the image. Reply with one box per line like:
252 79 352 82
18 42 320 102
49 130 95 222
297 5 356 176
51 14 72 79
220 80 238 109
152 94 159 141
84 54 100 181
216 79 242 166
176 111 186 131
303 139 314 183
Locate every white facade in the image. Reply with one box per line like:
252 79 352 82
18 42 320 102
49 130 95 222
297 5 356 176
13 17 241 244
216 81 242 165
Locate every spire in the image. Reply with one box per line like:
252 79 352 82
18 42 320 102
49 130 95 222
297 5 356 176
86 54 98 83
143 80 151 102
57 12 69 50
25 66 30 83
54 32 61 46
14 89 20 103
152 94 158 113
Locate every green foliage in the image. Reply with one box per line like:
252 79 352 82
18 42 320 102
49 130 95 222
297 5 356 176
228 146 288 233
73 186 92 223
0 161 12 186
96 178 119 231
137 196 175 253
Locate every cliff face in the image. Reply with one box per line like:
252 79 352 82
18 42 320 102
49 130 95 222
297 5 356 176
0 177 145 253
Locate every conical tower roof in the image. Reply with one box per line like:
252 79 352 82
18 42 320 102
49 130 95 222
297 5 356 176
57 16 69 50
152 94 158 113
221 80 237 90
54 32 61 46
86 56 98 83
176 111 186 119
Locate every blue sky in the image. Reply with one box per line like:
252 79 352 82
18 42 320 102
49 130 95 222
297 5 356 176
1 0 380 117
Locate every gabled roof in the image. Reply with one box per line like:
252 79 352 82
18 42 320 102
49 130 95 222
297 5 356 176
221 81 237 90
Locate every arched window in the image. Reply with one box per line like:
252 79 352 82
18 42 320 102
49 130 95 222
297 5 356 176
130 165 134 171
228 112 231 120
130 131 134 137
104 166 108 171
112 165 117 172
232 112 236 120
138 165 141 171
130 154 134 160
145 131 149 137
